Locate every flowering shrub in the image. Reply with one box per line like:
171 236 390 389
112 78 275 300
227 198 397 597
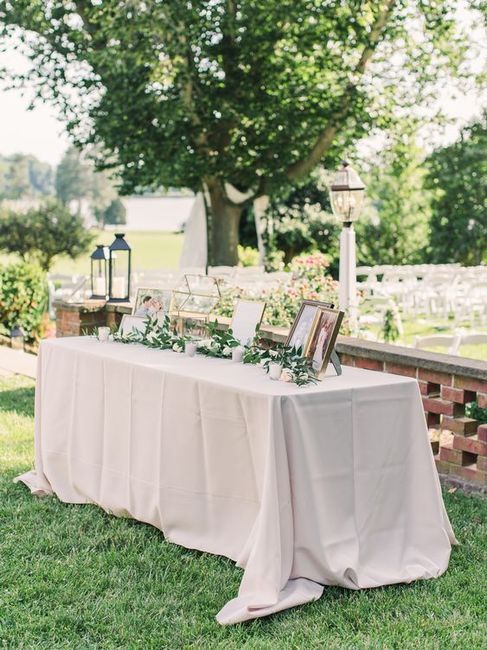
0 262 48 341
215 251 343 331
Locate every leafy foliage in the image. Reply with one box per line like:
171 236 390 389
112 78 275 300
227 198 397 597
425 113 487 265
356 132 431 266
102 198 126 226
0 153 53 199
0 200 93 270
0 0 471 263
265 168 340 268
0 261 47 341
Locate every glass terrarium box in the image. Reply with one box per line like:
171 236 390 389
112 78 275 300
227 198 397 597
171 275 222 337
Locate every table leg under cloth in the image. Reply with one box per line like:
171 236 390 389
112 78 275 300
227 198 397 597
16 338 456 625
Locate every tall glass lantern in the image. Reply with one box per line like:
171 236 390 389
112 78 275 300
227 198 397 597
330 161 366 225
108 233 131 303
90 245 109 299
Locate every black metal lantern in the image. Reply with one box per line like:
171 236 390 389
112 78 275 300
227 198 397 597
108 233 131 303
90 244 109 300
330 161 366 226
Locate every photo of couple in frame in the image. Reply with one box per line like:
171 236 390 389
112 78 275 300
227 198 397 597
286 300 343 376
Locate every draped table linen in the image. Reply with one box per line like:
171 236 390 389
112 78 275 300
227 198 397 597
17 337 455 624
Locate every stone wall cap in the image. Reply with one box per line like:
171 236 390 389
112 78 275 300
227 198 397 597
336 336 487 380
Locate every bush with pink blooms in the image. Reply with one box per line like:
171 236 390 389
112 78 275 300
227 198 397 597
216 251 343 331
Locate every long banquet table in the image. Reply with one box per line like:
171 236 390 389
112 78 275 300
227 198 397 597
17 337 456 624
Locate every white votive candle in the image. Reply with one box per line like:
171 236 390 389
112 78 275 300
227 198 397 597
111 276 126 299
232 346 244 363
268 362 283 380
94 277 106 297
185 341 197 357
98 326 110 342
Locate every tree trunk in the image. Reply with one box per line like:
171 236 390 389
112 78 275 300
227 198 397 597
207 181 243 266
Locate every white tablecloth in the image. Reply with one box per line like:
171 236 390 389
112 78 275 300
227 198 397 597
17 337 456 624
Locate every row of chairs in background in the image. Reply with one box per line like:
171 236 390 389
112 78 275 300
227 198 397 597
357 264 487 325
413 332 487 356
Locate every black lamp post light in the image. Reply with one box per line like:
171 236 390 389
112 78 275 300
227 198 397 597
108 233 132 303
90 244 109 300
329 161 366 329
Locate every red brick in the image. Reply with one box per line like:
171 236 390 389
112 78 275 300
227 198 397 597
354 358 384 372
478 424 487 443
442 416 479 436
435 459 452 474
384 363 417 378
477 455 487 472
422 398 462 416
453 435 487 456
440 386 476 405
478 393 487 409
418 369 452 386
455 464 487 485
340 354 356 367
439 444 463 465
418 380 429 395
453 376 487 393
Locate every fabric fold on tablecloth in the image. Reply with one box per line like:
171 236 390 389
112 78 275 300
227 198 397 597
16 338 456 625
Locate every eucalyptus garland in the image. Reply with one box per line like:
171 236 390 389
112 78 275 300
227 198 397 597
113 317 318 386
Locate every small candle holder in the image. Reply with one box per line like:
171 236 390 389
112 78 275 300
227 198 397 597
231 346 244 363
98 326 110 342
185 341 197 357
268 362 283 380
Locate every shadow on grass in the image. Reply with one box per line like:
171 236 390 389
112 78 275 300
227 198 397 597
0 386 35 418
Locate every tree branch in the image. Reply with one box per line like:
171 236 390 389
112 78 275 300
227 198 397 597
286 0 397 181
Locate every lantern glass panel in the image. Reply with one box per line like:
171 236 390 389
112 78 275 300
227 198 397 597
90 245 109 298
108 233 131 302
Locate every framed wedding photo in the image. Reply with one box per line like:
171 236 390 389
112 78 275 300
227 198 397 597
133 288 171 323
286 300 334 354
230 299 266 345
307 307 344 375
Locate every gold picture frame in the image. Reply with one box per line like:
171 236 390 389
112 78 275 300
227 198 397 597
306 307 344 376
286 299 334 354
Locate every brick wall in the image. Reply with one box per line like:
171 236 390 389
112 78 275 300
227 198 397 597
339 348 487 488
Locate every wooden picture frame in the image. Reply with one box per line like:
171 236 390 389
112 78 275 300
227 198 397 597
230 299 266 345
286 299 334 354
306 307 344 376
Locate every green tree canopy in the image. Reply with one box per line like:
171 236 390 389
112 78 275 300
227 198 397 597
0 199 93 270
356 131 431 266
103 198 127 227
0 153 53 200
0 0 473 263
425 114 487 266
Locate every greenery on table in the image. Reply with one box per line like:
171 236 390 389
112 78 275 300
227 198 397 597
1 374 486 649
1 1 473 265
113 316 319 386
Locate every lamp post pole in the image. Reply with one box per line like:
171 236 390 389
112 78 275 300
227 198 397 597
330 161 366 334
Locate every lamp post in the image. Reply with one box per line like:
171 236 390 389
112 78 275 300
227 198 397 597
329 161 366 330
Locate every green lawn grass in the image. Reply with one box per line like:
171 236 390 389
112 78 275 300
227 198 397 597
1 375 486 649
0 231 184 277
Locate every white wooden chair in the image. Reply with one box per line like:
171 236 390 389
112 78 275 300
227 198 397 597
413 334 461 355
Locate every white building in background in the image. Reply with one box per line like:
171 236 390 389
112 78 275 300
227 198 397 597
118 195 196 232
